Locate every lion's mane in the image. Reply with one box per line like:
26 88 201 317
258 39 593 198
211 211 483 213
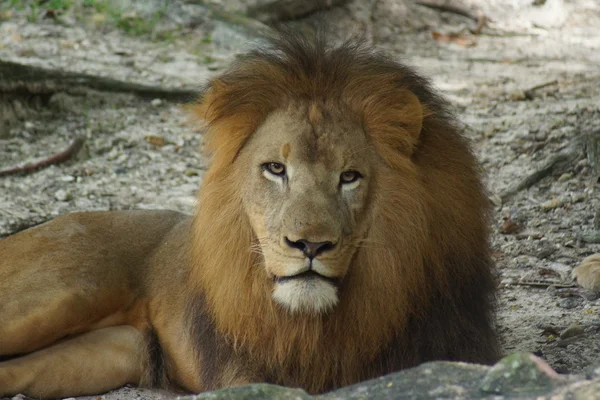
186 34 499 393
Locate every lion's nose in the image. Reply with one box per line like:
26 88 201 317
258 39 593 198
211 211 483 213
284 237 335 259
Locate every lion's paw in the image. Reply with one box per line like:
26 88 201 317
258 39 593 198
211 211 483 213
572 254 600 292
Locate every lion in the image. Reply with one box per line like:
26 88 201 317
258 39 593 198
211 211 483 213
0 34 500 398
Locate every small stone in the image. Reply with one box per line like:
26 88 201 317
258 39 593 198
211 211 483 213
184 168 199 177
60 175 75 182
557 298 579 309
580 231 600 244
583 290 599 301
151 98 163 107
54 189 71 202
546 285 558 295
541 198 562 211
24 121 34 129
537 246 556 259
509 91 527 101
559 323 585 339
557 173 573 182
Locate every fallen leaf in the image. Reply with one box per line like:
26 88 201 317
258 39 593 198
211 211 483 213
144 135 166 147
499 217 522 234
432 31 476 47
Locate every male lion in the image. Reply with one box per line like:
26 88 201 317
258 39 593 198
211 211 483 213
0 34 499 398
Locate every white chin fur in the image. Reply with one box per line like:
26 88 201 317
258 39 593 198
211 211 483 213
272 278 338 314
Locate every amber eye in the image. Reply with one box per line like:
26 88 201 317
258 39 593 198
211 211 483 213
340 170 362 185
262 162 286 177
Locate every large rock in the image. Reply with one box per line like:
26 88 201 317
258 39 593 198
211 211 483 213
178 352 597 400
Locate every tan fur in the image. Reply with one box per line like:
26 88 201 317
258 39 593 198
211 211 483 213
0 34 499 398
573 254 600 291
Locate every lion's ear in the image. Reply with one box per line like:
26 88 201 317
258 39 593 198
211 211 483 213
364 89 424 162
393 89 424 145
187 79 228 126
187 78 270 172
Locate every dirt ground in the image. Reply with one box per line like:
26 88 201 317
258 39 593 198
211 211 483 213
1 0 600 399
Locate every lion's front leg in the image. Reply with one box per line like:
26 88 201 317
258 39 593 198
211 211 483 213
0 325 145 399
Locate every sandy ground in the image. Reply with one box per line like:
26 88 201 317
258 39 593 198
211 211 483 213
1 0 600 398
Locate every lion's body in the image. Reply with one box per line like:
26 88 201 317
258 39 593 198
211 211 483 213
0 35 499 398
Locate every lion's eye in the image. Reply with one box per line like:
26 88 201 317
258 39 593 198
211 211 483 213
262 162 286 177
340 170 362 185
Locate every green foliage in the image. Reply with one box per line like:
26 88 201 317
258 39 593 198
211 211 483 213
6 0 172 38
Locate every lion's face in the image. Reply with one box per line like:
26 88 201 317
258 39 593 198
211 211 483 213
238 104 374 314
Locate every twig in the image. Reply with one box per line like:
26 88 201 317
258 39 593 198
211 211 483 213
499 138 584 203
0 60 198 103
472 13 487 35
0 136 85 177
524 79 559 100
507 279 576 289
415 0 489 34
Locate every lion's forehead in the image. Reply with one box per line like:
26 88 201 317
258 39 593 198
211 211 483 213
254 106 369 170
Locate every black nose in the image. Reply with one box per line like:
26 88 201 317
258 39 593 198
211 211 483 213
285 238 335 259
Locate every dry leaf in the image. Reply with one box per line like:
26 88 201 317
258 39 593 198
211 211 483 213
432 31 476 47
144 135 166 147
499 217 522 234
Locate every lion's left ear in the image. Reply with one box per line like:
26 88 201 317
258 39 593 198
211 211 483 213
363 89 424 161
350 84 425 165
393 89 424 147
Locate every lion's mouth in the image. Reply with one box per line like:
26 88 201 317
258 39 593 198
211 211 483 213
274 270 340 287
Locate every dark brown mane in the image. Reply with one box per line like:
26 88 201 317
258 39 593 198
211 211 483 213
187 32 499 394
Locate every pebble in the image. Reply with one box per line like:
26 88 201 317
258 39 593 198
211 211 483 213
151 98 163 107
113 166 129 174
557 298 579 309
542 198 562 211
60 175 75 182
54 189 71 202
557 173 572 182
546 285 558 295
559 323 585 339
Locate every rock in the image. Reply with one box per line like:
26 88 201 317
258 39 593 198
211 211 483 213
541 198 562 211
327 361 488 399
54 189 71 202
480 353 562 395
580 231 600 244
560 323 585 339
176 353 589 400
557 297 580 309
